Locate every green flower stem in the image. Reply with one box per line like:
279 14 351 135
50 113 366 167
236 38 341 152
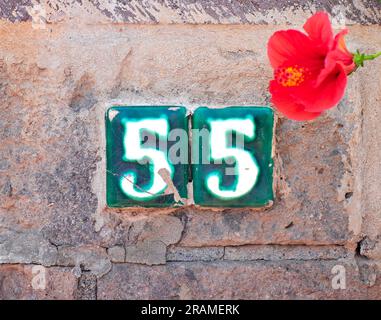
361 52 381 61
354 51 381 68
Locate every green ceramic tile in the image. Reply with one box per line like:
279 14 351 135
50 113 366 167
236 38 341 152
106 106 189 207
192 106 274 207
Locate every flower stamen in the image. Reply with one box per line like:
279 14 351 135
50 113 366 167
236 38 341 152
275 66 308 87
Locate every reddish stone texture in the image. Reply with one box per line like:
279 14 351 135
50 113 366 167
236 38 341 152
2 24 378 249
98 260 381 300
0 265 77 300
0 4 380 299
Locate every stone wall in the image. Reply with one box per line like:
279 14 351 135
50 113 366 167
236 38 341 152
0 0 380 299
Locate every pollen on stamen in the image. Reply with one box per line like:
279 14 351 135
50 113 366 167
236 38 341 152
275 66 308 87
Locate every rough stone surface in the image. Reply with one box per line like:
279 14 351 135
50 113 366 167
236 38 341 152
0 264 77 300
0 2 381 299
359 236 381 260
107 246 125 263
1 24 379 249
358 40 381 261
119 215 185 265
355 258 379 287
134 215 184 246
167 246 224 262
56 246 111 278
0 0 380 25
0 229 57 266
125 240 167 266
224 245 349 261
75 273 97 300
98 260 381 300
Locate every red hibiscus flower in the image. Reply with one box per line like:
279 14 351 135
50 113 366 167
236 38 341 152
268 12 355 121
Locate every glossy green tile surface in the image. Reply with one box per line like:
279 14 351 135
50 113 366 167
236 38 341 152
192 106 274 207
106 106 189 207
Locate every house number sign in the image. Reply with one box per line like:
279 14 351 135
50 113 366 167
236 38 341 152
106 106 274 208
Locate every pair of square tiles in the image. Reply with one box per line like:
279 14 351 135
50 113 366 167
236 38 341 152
106 106 274 207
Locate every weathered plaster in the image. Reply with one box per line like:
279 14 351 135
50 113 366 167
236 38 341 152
0 0 380 25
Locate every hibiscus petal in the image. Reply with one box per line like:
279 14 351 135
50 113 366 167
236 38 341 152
315 29 354 86
295 64 347 112
316 51 353 87
269 80 322 121
333 29 350 54
331 29 355 73
303 11 334 49
267 29 317 69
